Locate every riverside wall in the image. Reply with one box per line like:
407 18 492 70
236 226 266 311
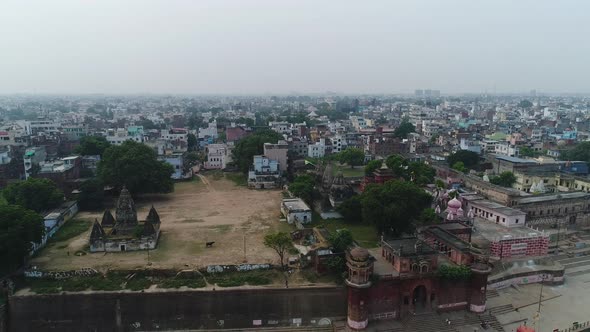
8 287 347 332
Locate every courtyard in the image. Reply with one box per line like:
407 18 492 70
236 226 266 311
30 174 288 272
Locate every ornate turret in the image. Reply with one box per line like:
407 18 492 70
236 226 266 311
346 247 373 330
115 186 138 225
101 210 115 227
145 205 161 224
90 219 106 241
329 172 354 208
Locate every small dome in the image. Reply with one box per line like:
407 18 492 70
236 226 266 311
350 247 369 261
448 197 462 209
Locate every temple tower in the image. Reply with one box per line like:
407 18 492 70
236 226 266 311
115 186 138 225
346 247 373 330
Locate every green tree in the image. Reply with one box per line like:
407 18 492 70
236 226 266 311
452 161 467 173
3 178 63 213
519 146 541 158
288 175 315 204
337 196 362 223
518 99 533 108
361 180 432 235
418 208 439 225
263 232 294 270
394 119 415 139
385 154 408 177
490 171 516 187
231 129 284 173
364 160 382 176
0 204 45 274
77 179 104 210
98 141 174 194
560 142 590 163
187 133 197 151
407 162 435 185
328 229 353 252
75 136 112 156
448 150 479 169
336 148 365 168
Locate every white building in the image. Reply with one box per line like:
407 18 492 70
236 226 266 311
308 139 327 158
281 198 312 225
329 135 348 153
263 141 289 172
459 138 481 155
204 144 229 169
463 196 526 228
198 120 218 140
248 155 281 189
495 141 519 157
159 154 184 180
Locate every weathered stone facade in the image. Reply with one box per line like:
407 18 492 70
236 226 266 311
89 188 161 252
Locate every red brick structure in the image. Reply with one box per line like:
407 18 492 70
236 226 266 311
360 164 395 192
489 234 549 259
346 237 492 330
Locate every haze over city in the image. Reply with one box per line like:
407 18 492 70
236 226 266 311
1 0 589 95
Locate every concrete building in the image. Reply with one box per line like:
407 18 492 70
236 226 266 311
247 155 281 189
263 140 289 172
459 138 481 154
308 139 326 158
159 154 184 180
204 144 229 170
281 198 312 225
23 146 47 179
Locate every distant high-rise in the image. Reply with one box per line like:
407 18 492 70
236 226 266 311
414 89 424 97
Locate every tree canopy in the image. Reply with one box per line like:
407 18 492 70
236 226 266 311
0 204 45 274
74 135 112 156
231 129 284 173
518 99 533 108
394 119 415 139
77 179 104 210
187 133 197 151
364 159 382 176
336 147 365 168
328 229 353 252
361 180 432 235
448 150 479 169
452 161 467 173
560 142 590 163
337 196 363 223
385 154 435 185
490 171 516 187
288 175 315 204
98 140 174 194
3 178 63 213
263 232 294 269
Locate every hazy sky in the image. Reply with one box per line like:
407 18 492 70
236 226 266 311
1 0 589 95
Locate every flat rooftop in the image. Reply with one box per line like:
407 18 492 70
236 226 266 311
516 191 590 204
473 218 546 242
427 227 470 251
282 198 310 211
383 238 437 256
493 154 538 164
470 199 526 216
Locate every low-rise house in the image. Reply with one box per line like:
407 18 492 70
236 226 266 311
247 155 281 189
281 198 312 225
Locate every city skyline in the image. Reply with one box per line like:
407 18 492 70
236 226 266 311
1 0 589 94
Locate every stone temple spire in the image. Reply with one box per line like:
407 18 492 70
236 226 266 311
115 186 138 225
146 205 161 224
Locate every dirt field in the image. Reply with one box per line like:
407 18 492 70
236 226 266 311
31 175 288 272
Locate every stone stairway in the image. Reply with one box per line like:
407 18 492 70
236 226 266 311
400 313 458 332
487 288 500 298
478 312 505 332
488 304 515 316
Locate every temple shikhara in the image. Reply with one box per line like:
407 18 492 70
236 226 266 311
89 187 161 252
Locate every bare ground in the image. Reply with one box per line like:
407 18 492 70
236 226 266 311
31 175 287 272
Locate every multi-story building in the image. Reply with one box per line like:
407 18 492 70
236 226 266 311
308 139 326 158
23 146 47 179
247 155 281 189
263 140 289 172
204 144 228 170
